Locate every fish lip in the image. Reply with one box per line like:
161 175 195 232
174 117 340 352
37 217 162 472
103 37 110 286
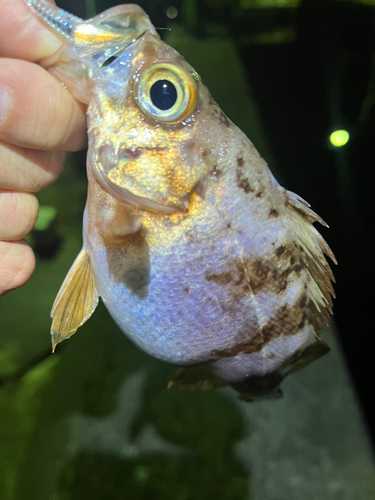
96 146 188 214
107 181 187 214
97 143 167 166
93 158 187 214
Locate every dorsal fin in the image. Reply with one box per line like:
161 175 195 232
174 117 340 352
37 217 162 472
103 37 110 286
51 248 99 352
283 188 337 329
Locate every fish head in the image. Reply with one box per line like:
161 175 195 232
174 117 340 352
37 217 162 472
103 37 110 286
48 6 223 214
35 2 231 214
86 28 230 214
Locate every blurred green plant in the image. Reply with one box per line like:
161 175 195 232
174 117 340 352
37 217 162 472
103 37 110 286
34 206 57 232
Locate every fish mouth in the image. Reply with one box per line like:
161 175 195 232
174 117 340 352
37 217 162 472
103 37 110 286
72 5 157 68
120 146 166 158
93 145 190 214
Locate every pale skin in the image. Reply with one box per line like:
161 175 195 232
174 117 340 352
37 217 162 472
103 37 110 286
0 0 87 296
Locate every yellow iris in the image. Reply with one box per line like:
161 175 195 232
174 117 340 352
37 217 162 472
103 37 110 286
136 63 198 123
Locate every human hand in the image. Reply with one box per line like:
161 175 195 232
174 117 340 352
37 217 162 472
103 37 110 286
0 0 87 296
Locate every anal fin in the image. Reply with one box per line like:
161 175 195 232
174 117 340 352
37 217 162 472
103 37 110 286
167 367 228 391
289 337 330 374
51 248 99 352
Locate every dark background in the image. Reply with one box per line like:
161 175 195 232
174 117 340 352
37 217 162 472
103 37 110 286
61 0 375 447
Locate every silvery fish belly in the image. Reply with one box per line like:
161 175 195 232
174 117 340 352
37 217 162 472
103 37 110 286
26 1 336 399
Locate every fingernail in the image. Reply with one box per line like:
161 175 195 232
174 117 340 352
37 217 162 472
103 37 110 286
0 84 12 123
34 33 63 61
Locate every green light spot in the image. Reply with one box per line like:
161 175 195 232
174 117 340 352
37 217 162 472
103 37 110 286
34 206 57 231
330 130 350 147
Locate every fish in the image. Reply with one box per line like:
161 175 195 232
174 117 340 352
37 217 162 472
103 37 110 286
25 0 336 400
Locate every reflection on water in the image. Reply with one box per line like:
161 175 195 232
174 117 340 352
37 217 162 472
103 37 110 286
59 373 247 500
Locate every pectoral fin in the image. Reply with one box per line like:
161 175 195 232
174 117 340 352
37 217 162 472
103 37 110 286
51 248 99 352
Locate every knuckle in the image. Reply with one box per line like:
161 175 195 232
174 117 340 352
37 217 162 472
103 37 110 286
16 193 39 237
0 241 35 295
0 191 39 240
0 142 66 192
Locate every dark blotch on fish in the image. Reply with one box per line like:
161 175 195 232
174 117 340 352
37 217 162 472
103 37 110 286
262 304 291 340
250 259 272 293
206 260 250 300
212 296 323 360
106 229 150 299
293 264 304 273
205 249 308 298
219 111 230 127
299 295 307 308
275 245 285 257
206 271 234 286
269 208 279 218
236 156 254 194
208 96 230 127
238 179 254 194
298 312 308 330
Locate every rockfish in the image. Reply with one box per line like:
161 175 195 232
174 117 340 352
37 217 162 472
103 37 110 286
26 0 336 400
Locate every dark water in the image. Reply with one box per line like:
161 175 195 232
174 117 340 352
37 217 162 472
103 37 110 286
1 1 375 499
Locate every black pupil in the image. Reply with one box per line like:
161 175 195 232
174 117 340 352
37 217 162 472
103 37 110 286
150 80 177 111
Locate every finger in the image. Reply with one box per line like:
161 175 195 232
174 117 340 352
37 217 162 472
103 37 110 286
0 59 87 151
0 0 63 61
0 141 67 192
0 240 35 296
0 190 39 240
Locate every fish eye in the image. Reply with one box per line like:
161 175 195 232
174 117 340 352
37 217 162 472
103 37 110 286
150 80 177 110
136 63 198 122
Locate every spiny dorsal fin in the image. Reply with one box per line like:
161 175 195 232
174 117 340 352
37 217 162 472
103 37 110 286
51 248 99 352
283 188 337 328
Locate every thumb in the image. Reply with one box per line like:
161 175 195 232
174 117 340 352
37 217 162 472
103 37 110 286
0 0 64 61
